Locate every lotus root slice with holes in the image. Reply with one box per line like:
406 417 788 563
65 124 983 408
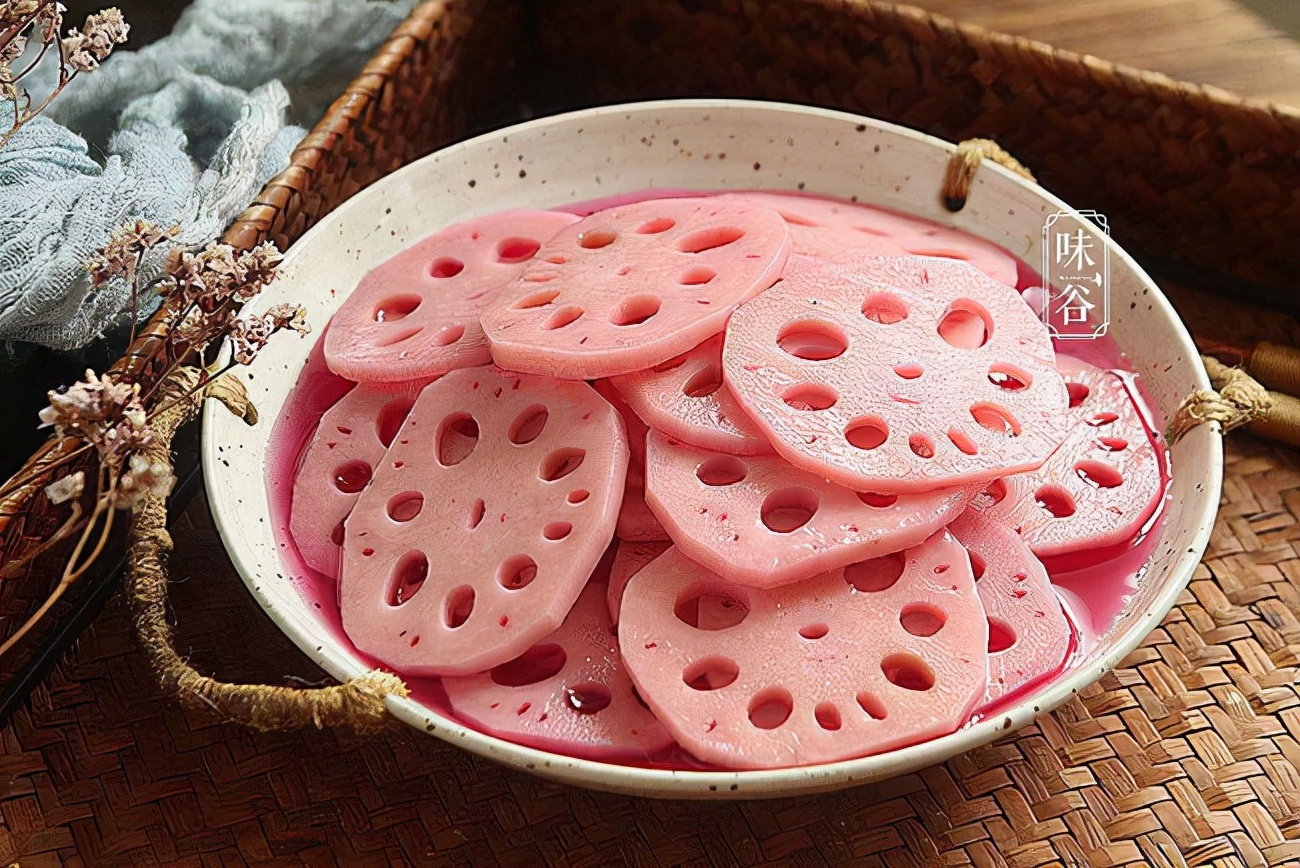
443 582 675 761
723 255 1069 493
644 431 975 589
325 210 579 384
289 384 419 578
949 511 1073 706
339 366 628 676
618 534 988 768
481 197 790 379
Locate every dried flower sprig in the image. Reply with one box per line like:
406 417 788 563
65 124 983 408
0 1 129 149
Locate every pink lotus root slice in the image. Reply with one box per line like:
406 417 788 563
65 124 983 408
607 540 672 626
948 511 1073 706
723 254 1069 493
443 582 675 761
721 192 1019 286
289 384 419 578
609 335 773 456
325 210 578 384
481 197 790 379
644 431 975 589
618 534 989 769
974 358 1165 558
338 366 628 676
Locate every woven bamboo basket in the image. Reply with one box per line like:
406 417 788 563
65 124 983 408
2 0 1299 863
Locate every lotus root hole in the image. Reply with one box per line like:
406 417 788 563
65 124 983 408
610 294 661 327
970 403 1022 436
429 257 465 279
678 225 745 253
1097 436 1129 452
969 551 987 581
798 623 829 640
845 416 889 450
948 428 979 455
893 362 923 379
988 363 1032 391
373 294 421 322
566 489 590 505
1088 411 1119 427
637 217 675 234
1034 485 1077 518
980 479 1008 506
909 434 935 459
441 583 474 627
988 618 1017 654
513 288 560 310
652 354 689 373
468 498 486 529
543 521 573 541
881 653 936 691
845 551 906 592
899 603 947 637
498 554 538 591
856 491 898 508
386 491 424 523
777 319 849 361
565 683 613 715
496 237 541 263
387 551 429 606
937 299 993 349
747 687 794 730
1066 381 1090 408
436 413 479 466
782 383 837 411
861 291 909 324
761 487 819 533
543 305 584 330
577 229 617 249
682 366 722 398
330 520 345 547
682 656 740 691
673 584 750 630
696 455 747 487
815 702 843 731
434 324 465 346
376 398 415 448
856 692 888 720
508 405 549 445
680 265 717 286
1075 460 1124 489
333 460 372 494
539 448 586 482
490 643 567 687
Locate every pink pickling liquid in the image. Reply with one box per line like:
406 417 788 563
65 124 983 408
264 190 1169 769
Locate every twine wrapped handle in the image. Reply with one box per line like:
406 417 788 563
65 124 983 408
129 367 408 733
1168 355 1275 444
942 138 1036 211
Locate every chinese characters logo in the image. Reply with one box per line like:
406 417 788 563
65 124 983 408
1040 211 1109 340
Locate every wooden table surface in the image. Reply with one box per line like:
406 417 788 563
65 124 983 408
910 0 1300 110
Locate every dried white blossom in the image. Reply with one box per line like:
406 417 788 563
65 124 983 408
39 368 152 464
227 303 310 365
44 469 84 505
61 7 127 73
116 454 174 508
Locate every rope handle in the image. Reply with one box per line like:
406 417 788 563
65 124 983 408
128 367 408 733
943 140 1272 443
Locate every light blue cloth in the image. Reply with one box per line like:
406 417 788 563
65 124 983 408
0 0 416 349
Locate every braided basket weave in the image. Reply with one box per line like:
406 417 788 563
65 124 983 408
2 1 1298 862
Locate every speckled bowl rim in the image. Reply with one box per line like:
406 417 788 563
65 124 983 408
203 99 1221 799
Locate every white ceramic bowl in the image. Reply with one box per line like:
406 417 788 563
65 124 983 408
203 100 1221 799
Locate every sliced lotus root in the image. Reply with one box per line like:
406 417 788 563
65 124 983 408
974 359 1165 558
481 197 790 379
949 511 1073 706
607 540 671 626
609 335 773 456
619 535 988 769
289 384 418 578
723 192 1019 286
338 366 628 676
723 255 1069 493
644 431 974 589
443 582 674 761
325 210 579 384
